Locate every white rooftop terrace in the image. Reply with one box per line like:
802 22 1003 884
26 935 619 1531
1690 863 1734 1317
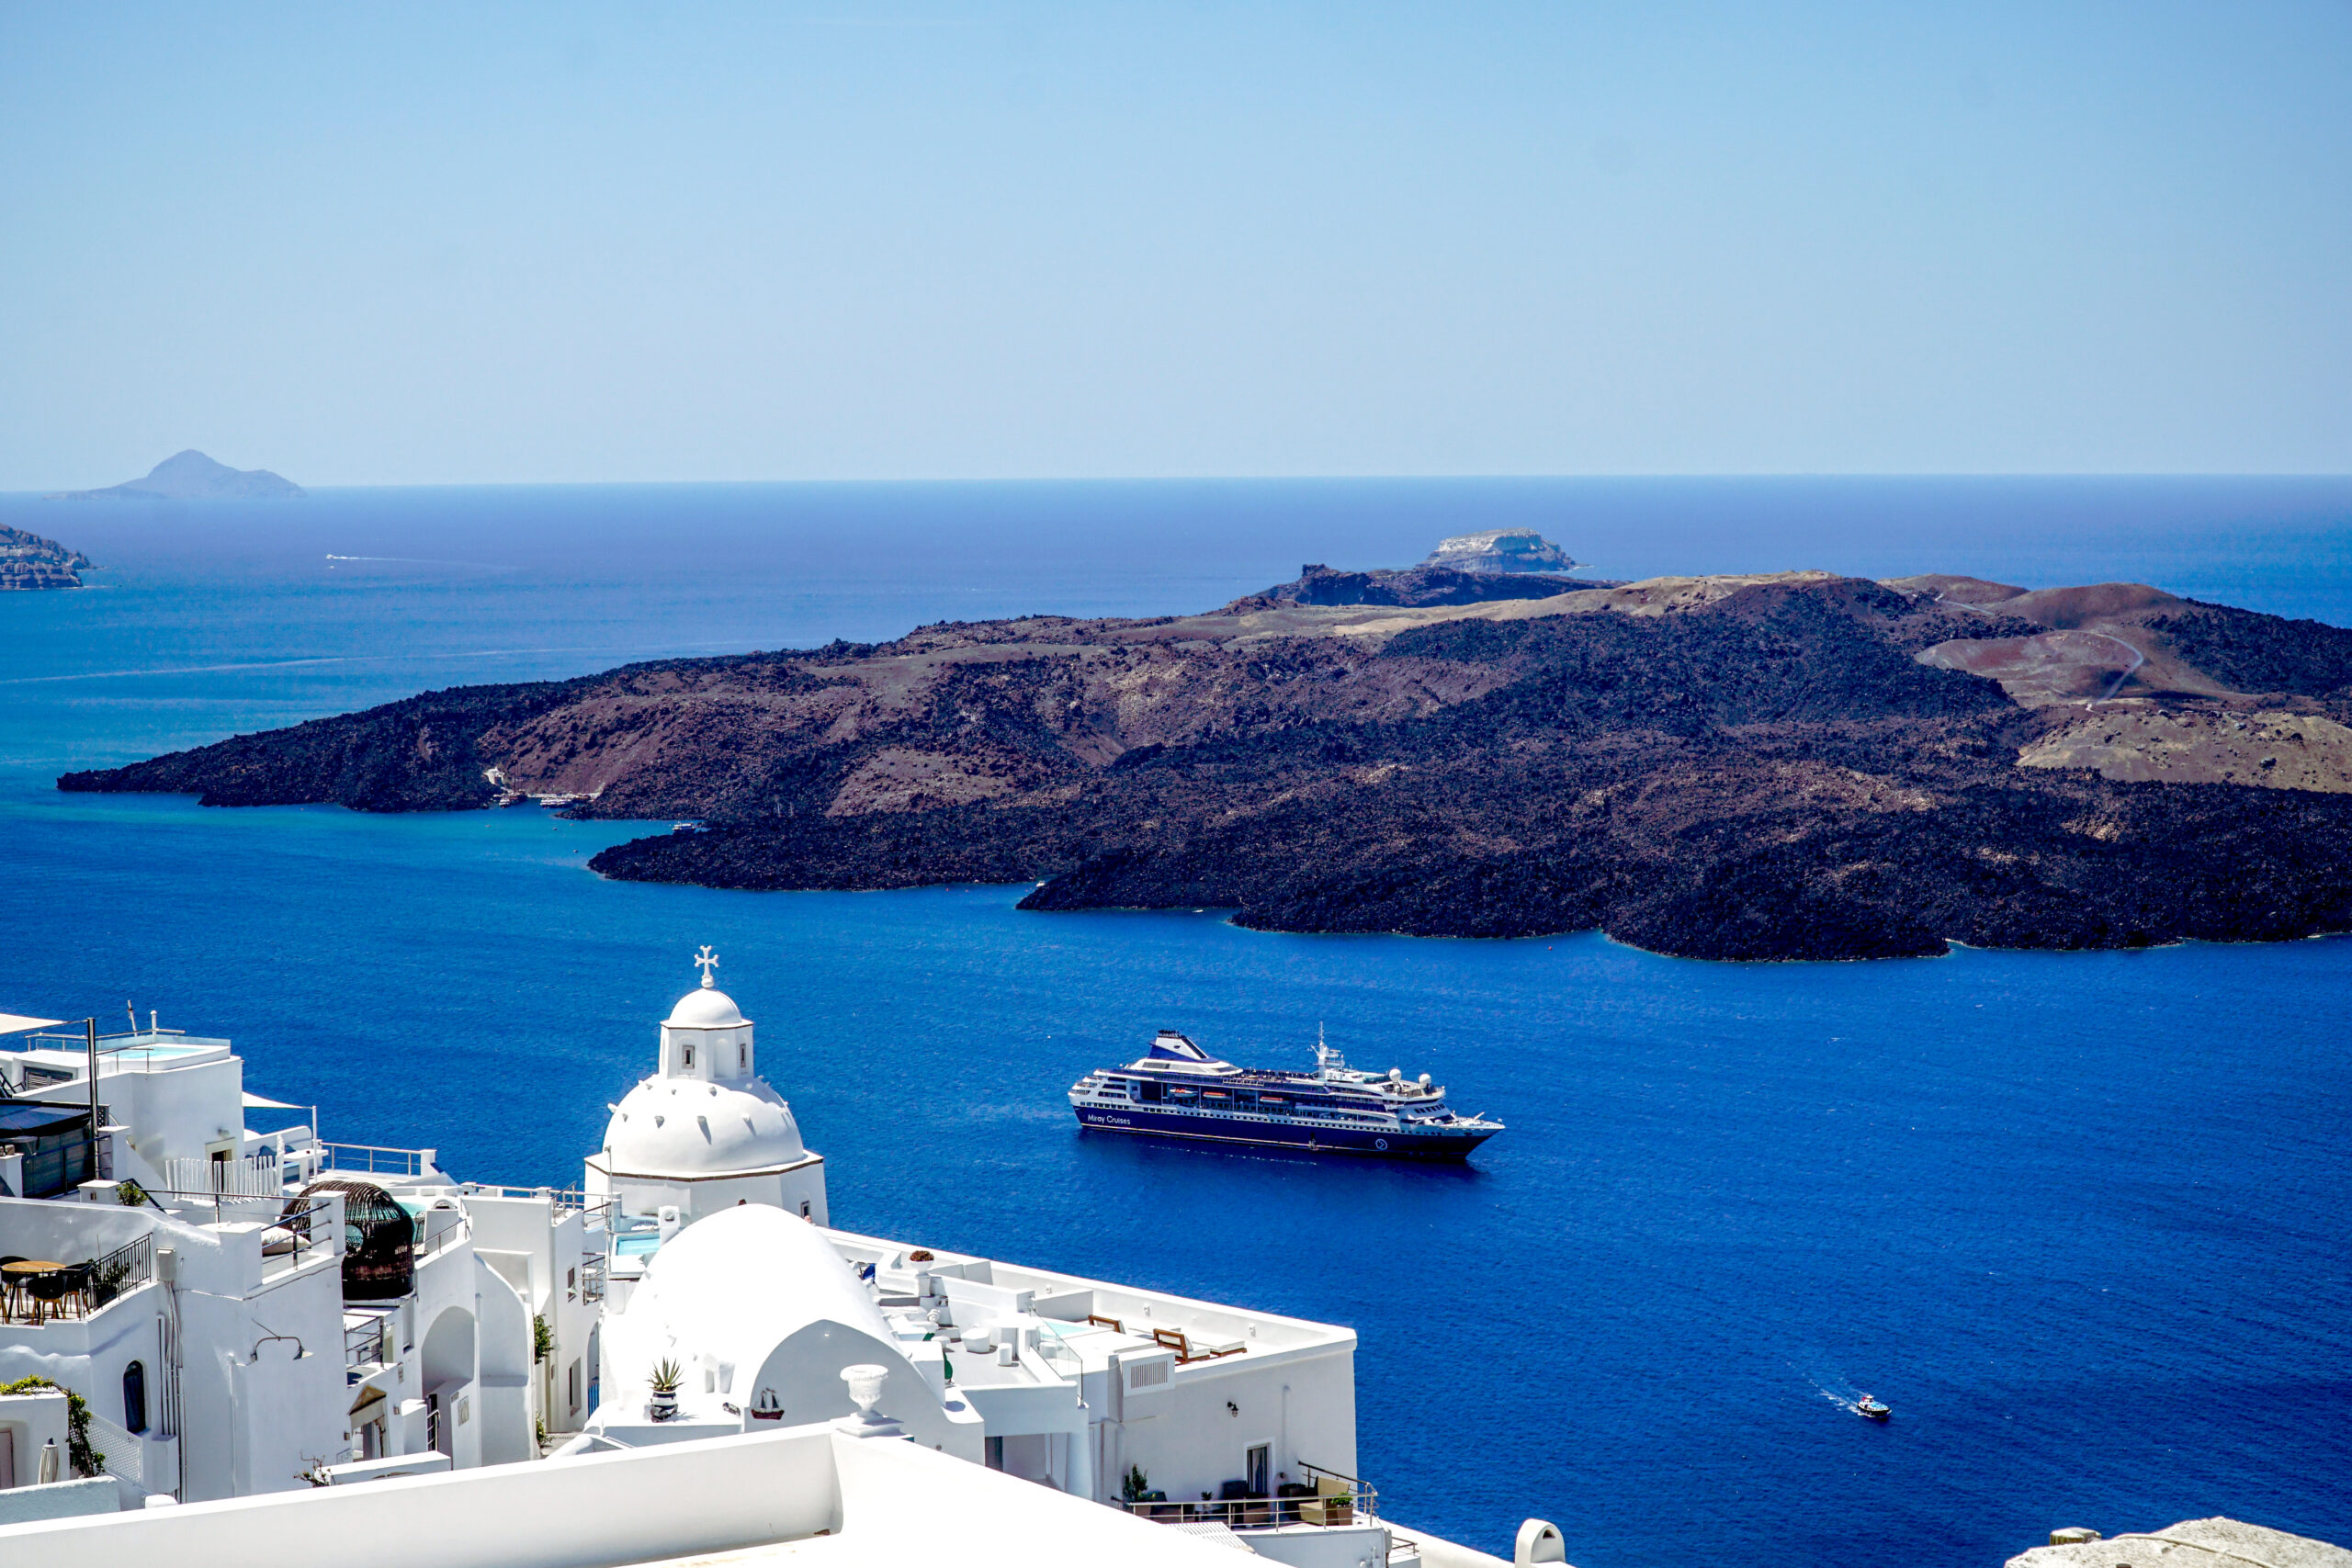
0 1026 236 1080
0 1424 1252 1568
824 1224 1358 1376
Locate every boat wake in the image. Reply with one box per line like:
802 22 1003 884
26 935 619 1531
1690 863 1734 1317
1791 1363 1883 1420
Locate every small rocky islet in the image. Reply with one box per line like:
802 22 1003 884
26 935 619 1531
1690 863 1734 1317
58 531 2352 961
1 524 94 589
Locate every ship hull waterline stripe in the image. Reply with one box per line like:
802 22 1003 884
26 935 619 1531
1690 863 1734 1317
1075 1110 1492 1161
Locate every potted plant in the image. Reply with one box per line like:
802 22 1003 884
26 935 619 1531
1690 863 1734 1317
648 1358 684 1422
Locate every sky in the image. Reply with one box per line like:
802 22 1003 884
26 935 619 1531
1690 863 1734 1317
2 3 2348 488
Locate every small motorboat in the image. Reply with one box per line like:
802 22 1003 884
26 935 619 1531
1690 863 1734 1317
1856 1393 1891 1422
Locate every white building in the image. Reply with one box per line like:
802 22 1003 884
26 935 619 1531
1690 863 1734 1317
820 1225 1362 1520
569 960 1390 1567
582 949 829 1228
576 1204 986 1463
0 1012 593 1505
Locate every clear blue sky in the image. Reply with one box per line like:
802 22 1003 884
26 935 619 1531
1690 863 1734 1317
4 3 2347 487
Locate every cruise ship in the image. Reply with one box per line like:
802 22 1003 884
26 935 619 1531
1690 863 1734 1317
1069 1031 1504 1159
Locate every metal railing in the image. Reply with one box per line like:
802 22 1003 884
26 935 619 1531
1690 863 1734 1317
320 1142 431 1178
151 1186 283 1226
1120 1465 1377 1532
0 1231 153 1325
15 1028 192 1054
456 1185 616 1232
579 1250 607 1303
345 1313 393 1371
411 1215 470 1265
1296 1463 1378 1518
266 1194 343 1273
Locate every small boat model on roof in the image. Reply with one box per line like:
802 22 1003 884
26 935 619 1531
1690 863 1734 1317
1856 1393 1891 1421
1069 1028 1503 1160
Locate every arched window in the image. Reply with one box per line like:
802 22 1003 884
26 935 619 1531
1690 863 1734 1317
122 1360 148 1435
682 1043 695 1069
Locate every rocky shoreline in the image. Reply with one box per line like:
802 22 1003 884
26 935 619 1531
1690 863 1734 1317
58 561 2352 961
1 525 92 589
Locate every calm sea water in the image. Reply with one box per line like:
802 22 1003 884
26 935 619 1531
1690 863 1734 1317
4 479 2349 1565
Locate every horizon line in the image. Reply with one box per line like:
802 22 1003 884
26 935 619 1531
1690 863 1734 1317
12 469 2352 497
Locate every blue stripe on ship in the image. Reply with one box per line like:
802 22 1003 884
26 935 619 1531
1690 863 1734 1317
1075 1105 1492 1160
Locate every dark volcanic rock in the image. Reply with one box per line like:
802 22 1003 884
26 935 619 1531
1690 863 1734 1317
59 680 587 809
2142 606 2352 705
1 525 92 590
58 569 2352 960
1244 562 1617 609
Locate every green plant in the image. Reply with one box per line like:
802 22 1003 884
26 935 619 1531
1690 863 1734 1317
114 1179 149 1208
1121 1463 1151 1504
536 1417 547 1450
0 1376 103 1478
86 1255 134 1309
648 1358 684 1396
533 1314 553 1365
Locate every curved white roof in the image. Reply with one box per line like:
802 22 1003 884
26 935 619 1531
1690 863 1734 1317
630 1204 894 1366
602 1075 807 1178
665 983 748 1030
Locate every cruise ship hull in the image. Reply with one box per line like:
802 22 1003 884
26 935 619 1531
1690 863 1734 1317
1075 1105 1495 1160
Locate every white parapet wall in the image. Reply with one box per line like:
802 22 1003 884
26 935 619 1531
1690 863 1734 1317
0 1423 1247 1568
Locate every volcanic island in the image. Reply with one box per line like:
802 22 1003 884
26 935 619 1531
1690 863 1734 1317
59 533 2352 961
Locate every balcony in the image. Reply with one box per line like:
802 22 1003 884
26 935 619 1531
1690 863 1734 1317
345 1308 397 1381
0 1232 152 1326
1119 1462 1380 1532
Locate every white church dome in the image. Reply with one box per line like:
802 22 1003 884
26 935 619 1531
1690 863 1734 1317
602 1075 807 1178
631 1204 892 1353
598 951 808 1179
665 985 746 1030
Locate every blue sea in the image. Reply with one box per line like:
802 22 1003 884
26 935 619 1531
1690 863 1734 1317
4 478 2349 1566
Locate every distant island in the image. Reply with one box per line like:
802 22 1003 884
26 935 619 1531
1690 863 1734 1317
57 534 2352 961
56 449 305 501
1 525 94 589
1421 527 1584 574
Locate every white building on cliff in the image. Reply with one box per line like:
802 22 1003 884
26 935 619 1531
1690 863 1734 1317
1 958 1549 1566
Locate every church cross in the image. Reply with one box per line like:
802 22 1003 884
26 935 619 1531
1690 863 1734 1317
694 945 720 987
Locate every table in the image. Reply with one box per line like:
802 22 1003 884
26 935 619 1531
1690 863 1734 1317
2 1260 73 1325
